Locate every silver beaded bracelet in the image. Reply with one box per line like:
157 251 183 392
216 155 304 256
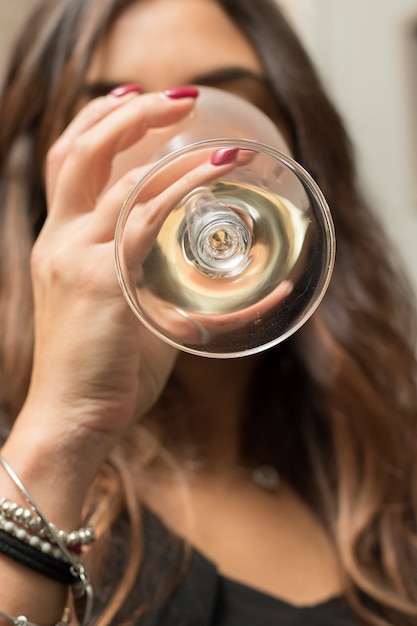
0 497 96 551
0 455 94 626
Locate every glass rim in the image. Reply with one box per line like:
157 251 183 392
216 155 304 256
114 137 336 358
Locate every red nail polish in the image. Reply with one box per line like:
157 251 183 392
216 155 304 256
210 148 239 166
163 86 199 99
109 83 142 97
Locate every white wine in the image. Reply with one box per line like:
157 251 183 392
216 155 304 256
139 179 310 317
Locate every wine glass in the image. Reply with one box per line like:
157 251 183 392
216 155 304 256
115 86 335 358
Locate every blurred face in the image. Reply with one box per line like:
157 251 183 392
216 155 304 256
84 0 291 196
86 0 281 122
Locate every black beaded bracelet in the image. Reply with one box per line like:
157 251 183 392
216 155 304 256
0 530 77 585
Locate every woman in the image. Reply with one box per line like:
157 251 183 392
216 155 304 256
0 0 416 625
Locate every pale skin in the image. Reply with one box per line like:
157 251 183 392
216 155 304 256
0 1 341 624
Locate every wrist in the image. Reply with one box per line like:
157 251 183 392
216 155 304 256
0 440 96 626
0 410 113 529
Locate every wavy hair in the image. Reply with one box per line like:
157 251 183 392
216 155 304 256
0 1 417 624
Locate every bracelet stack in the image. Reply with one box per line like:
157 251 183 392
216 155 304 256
0 454 95 626
0 496 96 559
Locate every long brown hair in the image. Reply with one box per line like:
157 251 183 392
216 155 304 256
0 1 417 624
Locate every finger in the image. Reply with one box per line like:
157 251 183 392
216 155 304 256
48 92 198 217
135 281 294 347
46 88 141 202
200 280 293 327
88 145 244 243
82 151 207 243
85 166 149 243
114 150 243 265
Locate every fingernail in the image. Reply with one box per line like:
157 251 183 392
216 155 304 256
109 83 142 97
163 86 199 99
210 148 239 166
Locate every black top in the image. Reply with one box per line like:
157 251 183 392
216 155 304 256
131 512 360 626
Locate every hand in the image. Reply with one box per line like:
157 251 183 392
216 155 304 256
20 91 205 451
4 91 255 502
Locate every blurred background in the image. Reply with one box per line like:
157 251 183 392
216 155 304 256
1 0 416 293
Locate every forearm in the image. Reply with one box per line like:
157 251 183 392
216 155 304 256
0 410 107 626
